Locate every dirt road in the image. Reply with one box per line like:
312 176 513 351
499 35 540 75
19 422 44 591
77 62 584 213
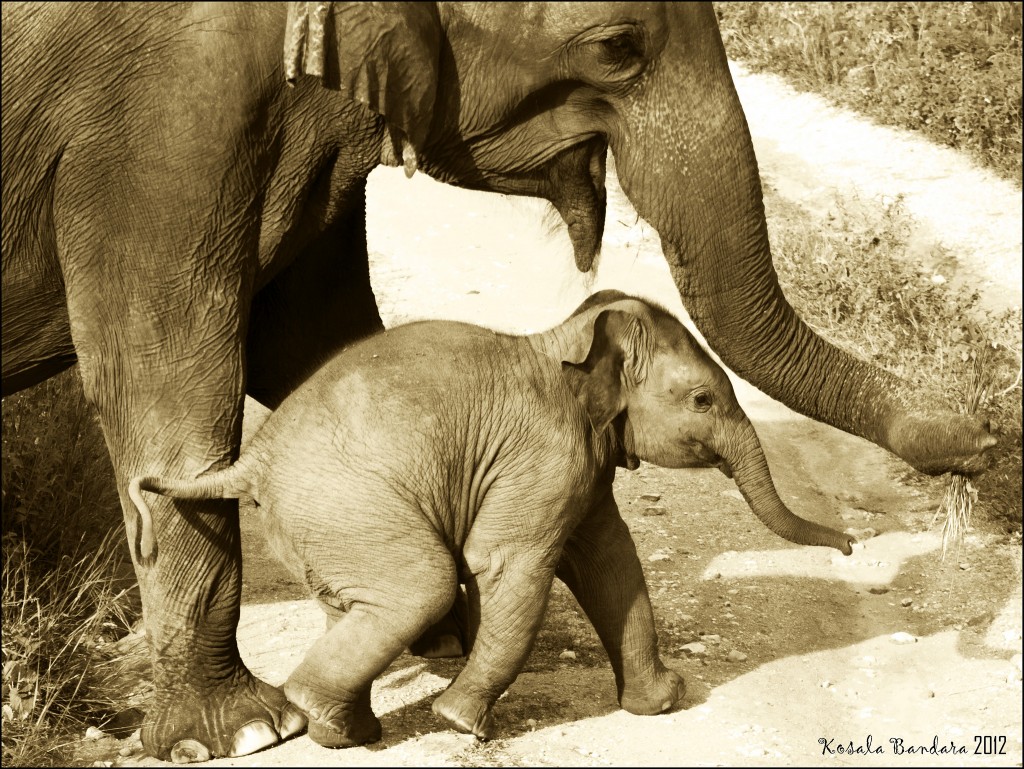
112 66 1022 767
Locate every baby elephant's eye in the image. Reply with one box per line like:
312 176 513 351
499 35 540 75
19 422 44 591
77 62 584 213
691 390 713 412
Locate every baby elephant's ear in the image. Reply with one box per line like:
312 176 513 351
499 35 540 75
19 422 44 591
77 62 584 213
562 309 641 432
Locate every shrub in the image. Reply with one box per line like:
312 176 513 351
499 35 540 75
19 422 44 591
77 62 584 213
765 187 1022 530
718 2 1023 183
2 369 142 765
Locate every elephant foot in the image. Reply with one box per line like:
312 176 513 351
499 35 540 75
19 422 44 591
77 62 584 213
283 680 381 748
142 673 306 762
432 687 495 740
887 410 997 475
620 668 687 716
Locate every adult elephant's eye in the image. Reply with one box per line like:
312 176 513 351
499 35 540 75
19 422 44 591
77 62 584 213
601 32 640 60
596 27 646 79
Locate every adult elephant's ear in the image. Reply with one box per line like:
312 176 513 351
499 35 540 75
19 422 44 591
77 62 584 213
288 2 440 176
562 310 649 433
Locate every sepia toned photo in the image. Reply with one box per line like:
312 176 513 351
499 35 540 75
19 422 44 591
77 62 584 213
2 3 1020 766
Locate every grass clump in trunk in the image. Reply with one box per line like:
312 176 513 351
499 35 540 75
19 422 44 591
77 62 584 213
2 368 145 766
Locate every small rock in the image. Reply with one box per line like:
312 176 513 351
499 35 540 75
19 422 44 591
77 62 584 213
526 718 538 729
900 597 913 607
890 631 918 644
559 650 577 661
680 642 707 657
700 634 722 645
639 493 662 502
727 650 748 662
118 744 138 757
647 552 671 562
819 680 832 688
959 563 971 571
926 690 936 698
85 726 106 741
678 614 695 623
643 506 668 516
839 506 869 521
868 586 889 595
720 489 744 501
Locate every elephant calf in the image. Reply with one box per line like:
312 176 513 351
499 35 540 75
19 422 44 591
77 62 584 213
130 290 853 747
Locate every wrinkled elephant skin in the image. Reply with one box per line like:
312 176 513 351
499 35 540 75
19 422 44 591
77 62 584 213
1 1 990 761
130 292 852 745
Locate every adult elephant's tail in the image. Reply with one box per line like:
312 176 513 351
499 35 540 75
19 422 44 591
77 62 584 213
128 464 252 563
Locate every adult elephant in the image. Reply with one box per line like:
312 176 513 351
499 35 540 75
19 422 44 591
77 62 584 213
1 2 994 761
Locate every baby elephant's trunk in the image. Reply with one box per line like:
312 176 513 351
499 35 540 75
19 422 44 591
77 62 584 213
724 417 855 555
128 465 250 563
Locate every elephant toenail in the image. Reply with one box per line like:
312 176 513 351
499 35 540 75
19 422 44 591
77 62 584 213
661 700 673 712
280 703 308 739
170 739 211 764
228 720 278 757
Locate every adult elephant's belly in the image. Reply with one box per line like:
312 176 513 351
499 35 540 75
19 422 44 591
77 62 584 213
0 264 76 394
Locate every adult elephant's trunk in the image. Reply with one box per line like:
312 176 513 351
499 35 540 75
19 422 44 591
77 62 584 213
722 415 854 555
610 5 994 476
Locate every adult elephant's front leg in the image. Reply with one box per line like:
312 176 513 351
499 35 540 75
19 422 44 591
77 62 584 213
71 319 305 760
556 492 686 715
56 203 304 761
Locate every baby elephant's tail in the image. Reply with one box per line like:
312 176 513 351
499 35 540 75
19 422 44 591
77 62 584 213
128 465 249 564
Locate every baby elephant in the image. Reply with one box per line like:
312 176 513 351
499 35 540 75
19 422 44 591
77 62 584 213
130 290 853 748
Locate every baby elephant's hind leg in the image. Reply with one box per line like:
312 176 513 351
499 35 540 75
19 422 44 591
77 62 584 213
285 544 457 748
432 543 558 740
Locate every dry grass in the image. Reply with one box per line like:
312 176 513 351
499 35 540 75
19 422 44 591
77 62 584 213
764 187 1023 536
2 369 143 766
718 2 1023 184
1 531 140 766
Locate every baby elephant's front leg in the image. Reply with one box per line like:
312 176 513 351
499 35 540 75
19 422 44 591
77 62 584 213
432 545 556 740
556 492 686 714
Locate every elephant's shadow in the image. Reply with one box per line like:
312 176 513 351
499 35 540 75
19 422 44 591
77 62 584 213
352 538 1017 751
